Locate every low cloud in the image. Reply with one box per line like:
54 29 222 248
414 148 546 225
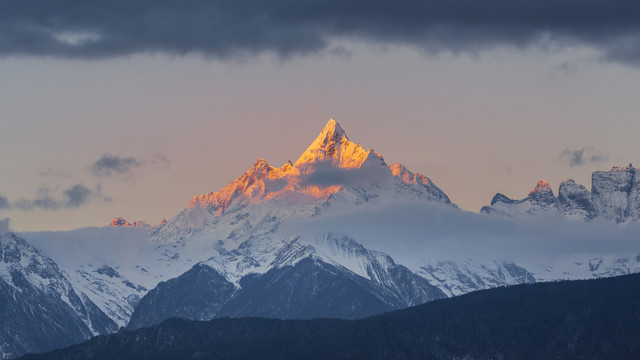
280 201 640 266
303 160 389 187
22 226 156 269
305 166 364 187
560 147 609 167
92 154 142 177
1 1 640 66
13 184 109 211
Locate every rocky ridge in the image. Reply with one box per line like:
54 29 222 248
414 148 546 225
481 164 640 223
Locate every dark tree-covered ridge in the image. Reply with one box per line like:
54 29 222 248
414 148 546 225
21 273 640 360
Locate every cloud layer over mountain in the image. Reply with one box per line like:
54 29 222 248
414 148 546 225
281 202 640 266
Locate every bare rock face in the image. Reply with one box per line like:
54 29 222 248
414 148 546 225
558 179 595 221
591 164 640 223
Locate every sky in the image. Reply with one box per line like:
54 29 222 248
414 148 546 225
1 0 640 231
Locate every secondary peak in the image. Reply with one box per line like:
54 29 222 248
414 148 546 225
528 180 553 197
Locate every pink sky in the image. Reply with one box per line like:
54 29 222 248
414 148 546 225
1 44 639 231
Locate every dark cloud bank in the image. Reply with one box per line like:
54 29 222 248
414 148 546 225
92 154 142 177
1 0 640 65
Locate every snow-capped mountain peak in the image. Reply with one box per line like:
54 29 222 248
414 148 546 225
293 118 372 169
187 158 294 212
182 118 451 218
480 180 560 217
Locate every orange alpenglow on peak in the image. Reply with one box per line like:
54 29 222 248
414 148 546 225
109 217 149 228
529 180 552 196
109 217 167 228
187 118 379 212
293 118 374 169
187 157 295 211
611 163 635 171
187 118 439 213
389 163 434 187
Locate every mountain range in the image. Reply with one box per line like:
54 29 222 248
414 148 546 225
481 164 640 223
1 119 639 358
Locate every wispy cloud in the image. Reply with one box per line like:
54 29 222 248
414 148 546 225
1 1 640 66
13 184 110 211
39 168 72 178
560 146 609 167
0 195 10 210
91 153 171 178
13 187 59 210
150 152 171 170
92 154 142 177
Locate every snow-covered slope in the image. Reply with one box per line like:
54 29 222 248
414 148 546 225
0 231 117 359
417 259 535 297
128 231 446 329
21 226 202 331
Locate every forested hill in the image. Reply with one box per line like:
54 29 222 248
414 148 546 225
21 273 640 360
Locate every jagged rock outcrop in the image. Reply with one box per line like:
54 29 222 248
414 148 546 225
558 179 594 221
480 180 561 217
482 164 640 223
109 218 166 228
